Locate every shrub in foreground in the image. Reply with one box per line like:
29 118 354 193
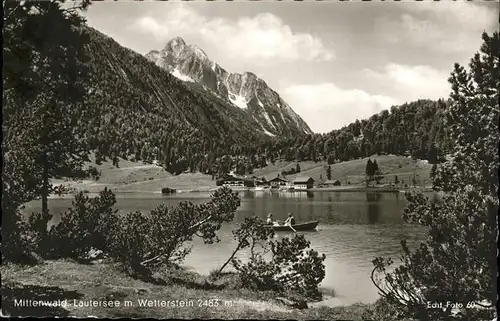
218 217 326 300
370 32 498 321
34 186 240 277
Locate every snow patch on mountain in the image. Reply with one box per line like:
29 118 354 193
171 68 194 82
191 45 208 60
278 109 286 123
118 67 129 82
262 112 276 129
145 37 314 136
229 93 248 109
262 129 276 137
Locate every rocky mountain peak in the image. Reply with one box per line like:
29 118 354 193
166 36 186 48
190 44 209 60
145 37 313 137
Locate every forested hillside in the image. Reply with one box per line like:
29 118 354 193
81 27 278 174
81 27 454 179
260 99 452 165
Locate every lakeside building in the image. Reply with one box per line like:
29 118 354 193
217 175 255 187
251 176 268 186
322 180 341 187
268 176 289 188
293 177 315 190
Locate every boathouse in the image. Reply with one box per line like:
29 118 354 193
293 177 314 190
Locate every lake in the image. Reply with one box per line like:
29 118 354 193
23 190 427 306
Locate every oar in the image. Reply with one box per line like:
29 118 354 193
288 224 297 233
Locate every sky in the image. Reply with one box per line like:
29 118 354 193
82 1 499 133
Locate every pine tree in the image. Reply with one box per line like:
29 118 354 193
3 0 95 262
371 32 498 321
365 159 373 176
427 142 439 164
365 159 374 186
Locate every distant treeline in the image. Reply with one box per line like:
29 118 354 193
145 99 451 178
260 99 451 166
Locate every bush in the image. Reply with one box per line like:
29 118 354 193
370 32 498 320
87 166 100 181
281 167 297 176
106 210 151 276
31 187 240 278
269 234 326 300
2 206 42 264
223 217 326 300
161 187 176 194
33 188 119 260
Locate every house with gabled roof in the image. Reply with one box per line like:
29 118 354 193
293 176 314 190
268 176 289 188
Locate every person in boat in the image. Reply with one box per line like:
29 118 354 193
284 213 296 226
266 213 274 225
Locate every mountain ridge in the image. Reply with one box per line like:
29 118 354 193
79 26 283 174
145 37 313 137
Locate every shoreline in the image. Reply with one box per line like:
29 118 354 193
50 184 434 196
48 156 432 196
309 186 433 193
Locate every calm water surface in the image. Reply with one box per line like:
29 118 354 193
24 190 427 306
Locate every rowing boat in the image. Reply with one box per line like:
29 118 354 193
264 221 319 231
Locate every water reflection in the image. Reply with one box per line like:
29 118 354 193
366 192 382 224
252 190 314 199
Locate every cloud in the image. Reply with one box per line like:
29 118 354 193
408 1 495 29
284 64 450 133
363 64 450 102
375 2 496 54
133 5 334 62
282 83 398 133
135 17 170 39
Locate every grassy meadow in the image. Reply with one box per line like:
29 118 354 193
52 155 432 195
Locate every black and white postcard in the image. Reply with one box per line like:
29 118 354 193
2 1 498 320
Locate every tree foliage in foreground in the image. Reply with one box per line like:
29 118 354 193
30 187 240 277
217 217 326 300
2 0 98 263
371 31 498 321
